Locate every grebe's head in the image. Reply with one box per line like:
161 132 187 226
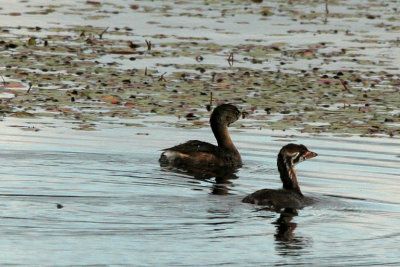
210 104 241 126
279 143 317 166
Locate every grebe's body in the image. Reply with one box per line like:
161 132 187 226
159 104 242 172
243 144 317 210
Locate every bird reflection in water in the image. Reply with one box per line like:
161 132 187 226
161 166 239 195
212 174 238 195
272 208 312 257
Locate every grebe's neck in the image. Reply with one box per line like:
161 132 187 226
211 119 239 156
277 154 302 195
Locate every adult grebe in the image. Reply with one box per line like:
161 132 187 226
159 104 242 172
243 144 317 210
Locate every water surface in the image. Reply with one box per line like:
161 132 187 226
0 117 399 265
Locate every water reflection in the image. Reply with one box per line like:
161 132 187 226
211 175 238 195
273 208 312 257
160 166 238 195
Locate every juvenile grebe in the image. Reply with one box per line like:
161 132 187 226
159 104 242 172
242 144 317 210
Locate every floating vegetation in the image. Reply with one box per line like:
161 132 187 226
0 0 399 137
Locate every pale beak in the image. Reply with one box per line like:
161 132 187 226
305 151 318 159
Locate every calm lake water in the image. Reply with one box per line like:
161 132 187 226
0 117 399 265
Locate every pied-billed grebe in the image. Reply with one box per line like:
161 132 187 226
242 144 317 210
159 104 242 172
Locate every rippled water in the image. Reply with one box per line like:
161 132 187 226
0 117 399 265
